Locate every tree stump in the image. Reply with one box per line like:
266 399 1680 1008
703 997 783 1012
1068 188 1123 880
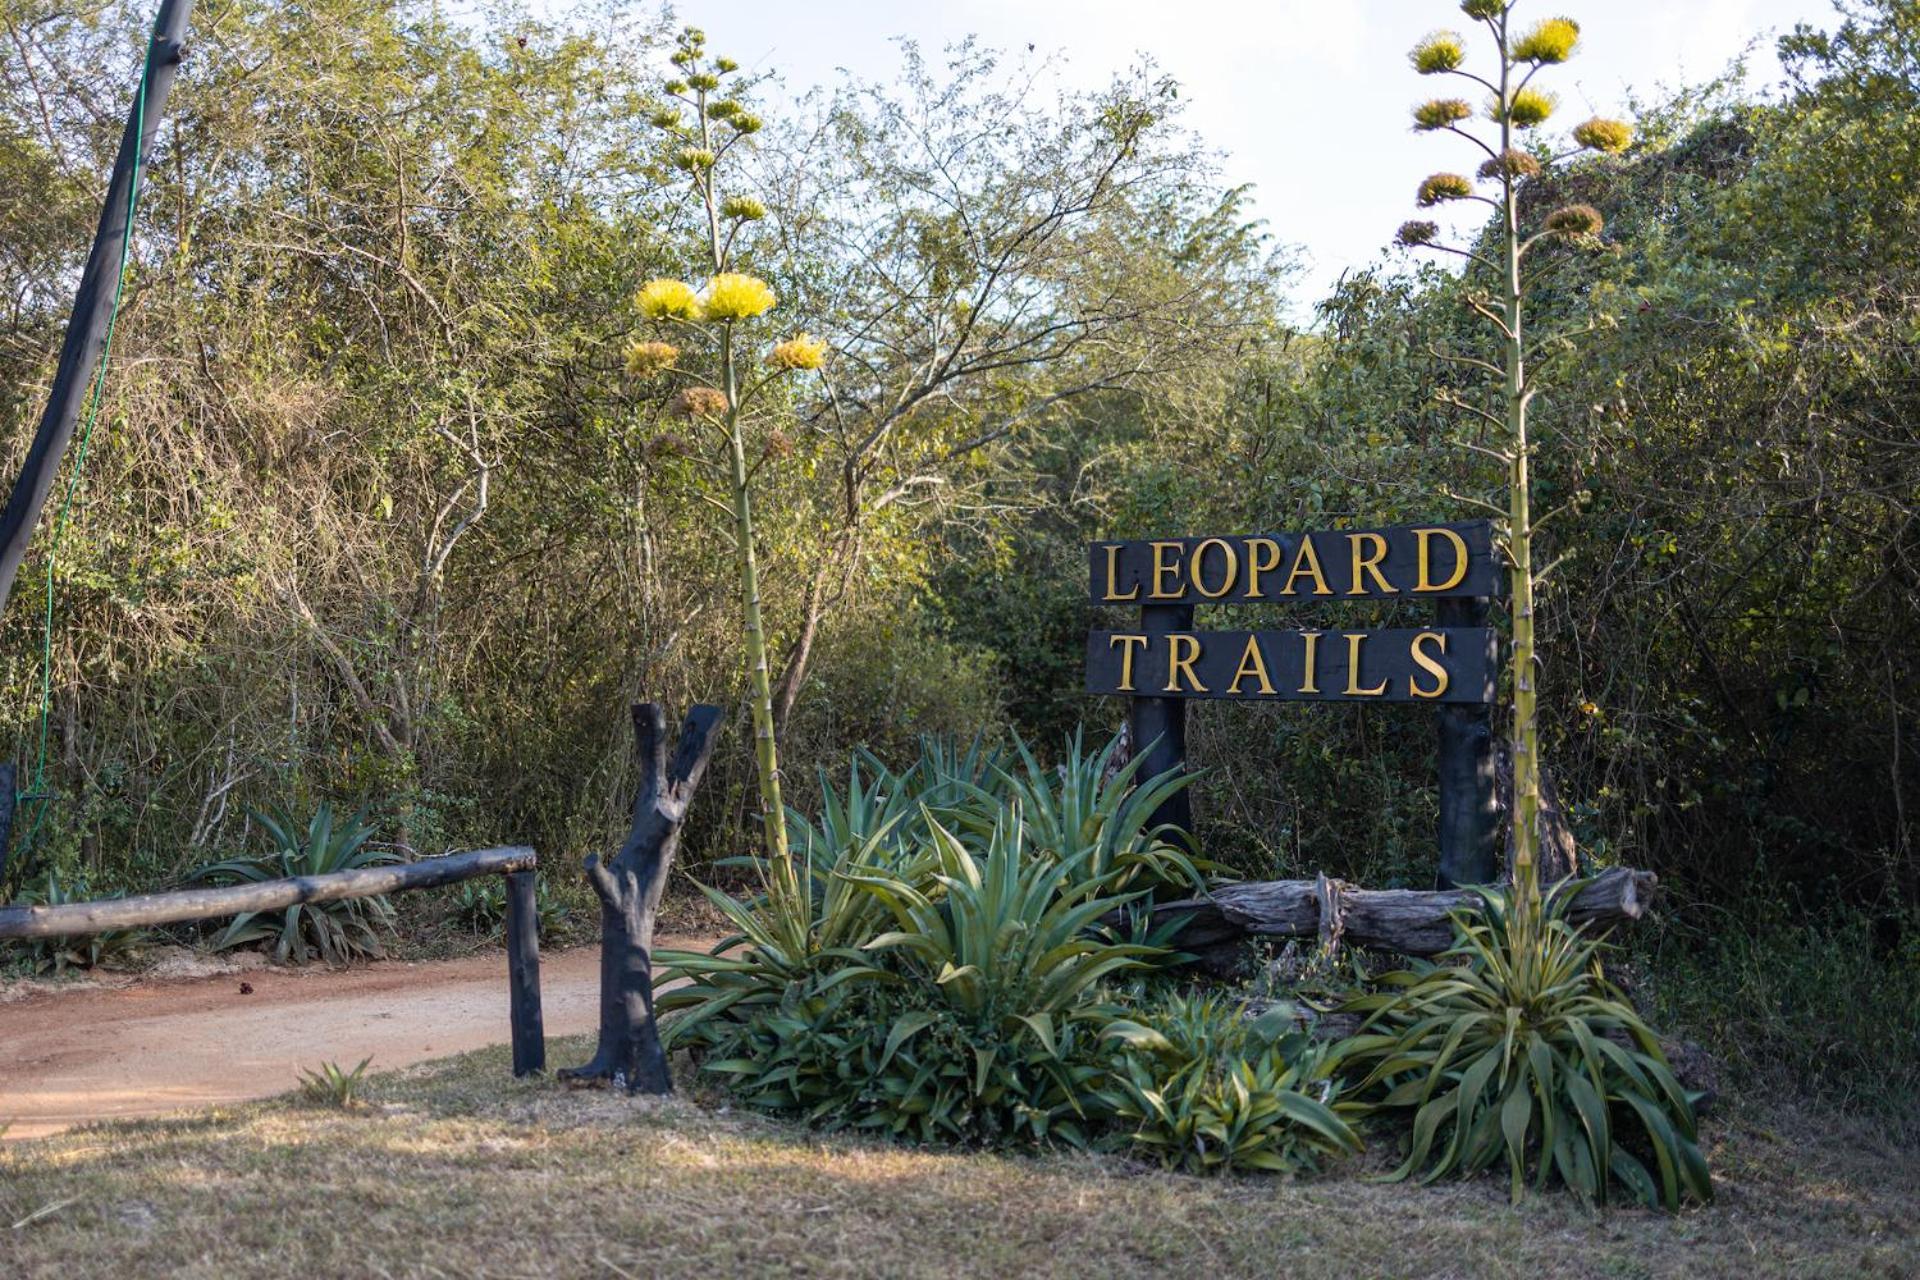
561 702 722 1095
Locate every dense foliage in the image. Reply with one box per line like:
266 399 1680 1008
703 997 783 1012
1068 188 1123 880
0 0 1914 1133
659 739 1352 1170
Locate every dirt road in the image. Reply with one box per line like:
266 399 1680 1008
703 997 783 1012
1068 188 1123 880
0 939 711 1142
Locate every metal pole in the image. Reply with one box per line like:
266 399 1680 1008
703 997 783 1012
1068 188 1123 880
0 0 196 617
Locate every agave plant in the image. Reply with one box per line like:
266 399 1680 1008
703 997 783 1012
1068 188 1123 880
4 870 148 974
188 802 398 964
1099 992 1361 1174
661 810 1167 1145
1335 882 1712 1209
844 813 1164 1028
951 728 1211 898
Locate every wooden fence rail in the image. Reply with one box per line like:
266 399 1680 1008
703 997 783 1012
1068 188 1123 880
0 845 546 1076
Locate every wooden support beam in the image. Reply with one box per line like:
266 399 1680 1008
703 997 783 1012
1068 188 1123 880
0 845 536 940
504 869 546 1077
1137 867 1656 969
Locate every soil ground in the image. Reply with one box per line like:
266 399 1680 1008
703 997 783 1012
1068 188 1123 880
0 938 714 1141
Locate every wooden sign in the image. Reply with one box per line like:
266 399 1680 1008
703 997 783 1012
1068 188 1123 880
1086 627 1496 705
1088 520 1496 604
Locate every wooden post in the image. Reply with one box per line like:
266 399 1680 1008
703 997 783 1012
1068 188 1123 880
562 702 722 1095
0 762 17 892
1435 596 1498 887
504 869 545 1077
1130 603 1194 836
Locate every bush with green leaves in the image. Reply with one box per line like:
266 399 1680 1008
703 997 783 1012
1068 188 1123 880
783 730 1211 899
448 876 571 938
187 803 398 963
1 869 148 975
1334 883 1712 1209
664 812 1161 1146
1099 993 1360 1174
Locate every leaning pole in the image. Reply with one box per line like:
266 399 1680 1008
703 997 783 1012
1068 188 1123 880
0 0 193 883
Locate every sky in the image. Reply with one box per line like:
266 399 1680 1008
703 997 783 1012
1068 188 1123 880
683 0 1844 321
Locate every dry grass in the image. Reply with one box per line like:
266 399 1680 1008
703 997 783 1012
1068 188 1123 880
3 1036 1914 1279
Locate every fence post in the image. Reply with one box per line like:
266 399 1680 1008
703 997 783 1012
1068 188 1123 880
504 869 545 1076
1435 595 1499 887
1131 603 1195 836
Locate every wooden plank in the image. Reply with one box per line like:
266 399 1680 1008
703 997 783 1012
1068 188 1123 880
0 846 537 940
1088 520 1496 605
504 869 546 1077
1087 626 1496 704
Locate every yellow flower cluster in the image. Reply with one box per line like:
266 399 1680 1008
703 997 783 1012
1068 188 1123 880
702 272 777 321
1411 30 1465 75
1514 17 1580 64
1572 117 1633 154
1491 86 1556 128
624 339 680 377
1413 98 1473 132
636 278 700 320
1544 203 1604 237
1417 172 1474 207
769 333 827 370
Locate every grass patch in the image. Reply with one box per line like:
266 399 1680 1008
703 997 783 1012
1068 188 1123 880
1636 909 1920 1132
2 1035 1914 1278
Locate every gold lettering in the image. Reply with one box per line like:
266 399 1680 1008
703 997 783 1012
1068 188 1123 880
1228 634 1276 695
1244 537 1282 598
1190 538 1238 599
1343 632 1388 696
1298 630 1323 694
1102 544 1139 601
1165 634 1207 693
1409 630 1450 699
1348 532 1394 596
1281 536 1333 597
1148 541 1185 600
1108 634 1148 691
1414 526 1470 593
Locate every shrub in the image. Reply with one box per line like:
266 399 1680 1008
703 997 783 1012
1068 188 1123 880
188 803 398 963
1334 882 1712 1209
2 870 148 975
1099 992 1361 1174
448 876 572 938
663 815 1161 1146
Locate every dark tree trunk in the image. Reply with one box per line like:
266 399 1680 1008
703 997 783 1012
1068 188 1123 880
562 701 722 1095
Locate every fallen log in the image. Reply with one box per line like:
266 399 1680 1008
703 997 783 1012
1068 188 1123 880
1139 866 1656 970
0 845 536 940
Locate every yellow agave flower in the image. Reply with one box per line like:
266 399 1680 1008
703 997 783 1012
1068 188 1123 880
702 273 776 321
770 333 827 370
636 278 699 320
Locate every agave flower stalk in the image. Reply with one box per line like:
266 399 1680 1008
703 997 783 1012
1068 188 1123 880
1399 2 1632 920
632 29 829 888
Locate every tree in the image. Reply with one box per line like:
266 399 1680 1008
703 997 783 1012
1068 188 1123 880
1392 1 1632 910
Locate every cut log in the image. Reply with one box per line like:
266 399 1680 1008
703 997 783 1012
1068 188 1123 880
1138 866 1655 971
561 701 722 1096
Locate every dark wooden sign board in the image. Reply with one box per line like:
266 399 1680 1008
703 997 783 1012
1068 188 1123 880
1086 520 1501 887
